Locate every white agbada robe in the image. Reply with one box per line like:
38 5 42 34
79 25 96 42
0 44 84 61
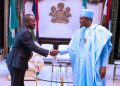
60 24 112 86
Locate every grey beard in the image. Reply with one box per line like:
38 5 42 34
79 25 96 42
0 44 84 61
80 24 84 28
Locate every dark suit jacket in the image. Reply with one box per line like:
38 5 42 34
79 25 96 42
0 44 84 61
6 27 49 70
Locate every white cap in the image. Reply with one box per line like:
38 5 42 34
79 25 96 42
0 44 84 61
80 9 94 19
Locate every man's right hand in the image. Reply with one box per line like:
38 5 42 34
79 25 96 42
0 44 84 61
29 52 33 60
100 67 106 79
49 49 59 56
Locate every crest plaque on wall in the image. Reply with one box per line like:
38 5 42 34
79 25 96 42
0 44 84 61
49 2 71 24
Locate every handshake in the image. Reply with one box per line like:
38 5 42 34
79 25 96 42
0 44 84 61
49 49 60 56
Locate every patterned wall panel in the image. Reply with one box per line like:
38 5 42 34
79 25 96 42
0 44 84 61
115 4 120 59
0 0 4 49
118 38 120 57
110 0 119 63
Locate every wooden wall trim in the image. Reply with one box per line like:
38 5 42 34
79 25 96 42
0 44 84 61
38 37 71 49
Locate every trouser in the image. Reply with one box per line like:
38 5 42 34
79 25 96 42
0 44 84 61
7 65 26 86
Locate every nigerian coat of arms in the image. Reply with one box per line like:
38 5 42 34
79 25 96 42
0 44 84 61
49 2 71 24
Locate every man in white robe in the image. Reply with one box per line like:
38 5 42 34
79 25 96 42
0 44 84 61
59 9 112 86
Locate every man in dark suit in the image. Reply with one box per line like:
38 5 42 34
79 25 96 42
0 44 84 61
6 14 59 86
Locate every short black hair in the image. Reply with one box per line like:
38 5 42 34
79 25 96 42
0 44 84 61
23 14 34 25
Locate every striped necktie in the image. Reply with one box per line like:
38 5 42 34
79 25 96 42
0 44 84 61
31 30 36 41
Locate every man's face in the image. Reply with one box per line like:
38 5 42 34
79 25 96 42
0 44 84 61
80 16 88 27
28 16 35 30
